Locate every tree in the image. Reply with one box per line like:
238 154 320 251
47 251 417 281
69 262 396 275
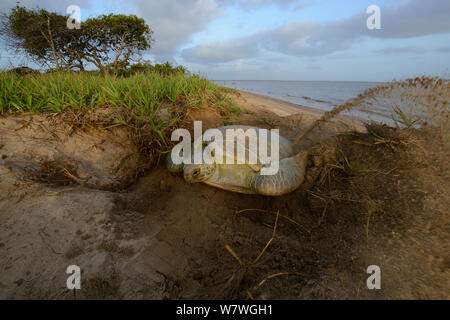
0 5 83 70
1 6 153 75
125 60 189 76
80 14 153 75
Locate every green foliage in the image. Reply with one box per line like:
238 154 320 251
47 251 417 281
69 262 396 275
4 6 80 67
153 62 188 76
2 6 153 74
82 14 153 74
124 61 188 77
0 70 233 118
390 105 418 129
0 71 236 156
126 60 153 74
83 14 152 50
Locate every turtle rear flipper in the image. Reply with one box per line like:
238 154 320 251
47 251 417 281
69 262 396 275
248 150 308 196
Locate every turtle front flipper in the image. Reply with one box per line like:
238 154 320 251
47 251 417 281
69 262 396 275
166 153 184 173
247 150 308 196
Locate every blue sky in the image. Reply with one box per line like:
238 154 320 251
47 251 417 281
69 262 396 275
1 0 449 81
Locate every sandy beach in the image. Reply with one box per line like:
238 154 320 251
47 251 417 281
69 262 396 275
0 0 448 303
0 89 448 300
238 91 324 117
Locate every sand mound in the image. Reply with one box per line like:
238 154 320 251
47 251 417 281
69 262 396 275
0 95 448 299
0 110 146 191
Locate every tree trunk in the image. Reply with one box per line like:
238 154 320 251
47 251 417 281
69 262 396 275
77 58 85 71
44 15 61 70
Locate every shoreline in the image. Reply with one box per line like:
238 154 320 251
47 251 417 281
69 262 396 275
236 89 366 131
237 90 324 117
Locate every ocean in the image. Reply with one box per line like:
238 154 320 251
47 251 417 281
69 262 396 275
213 80 392 123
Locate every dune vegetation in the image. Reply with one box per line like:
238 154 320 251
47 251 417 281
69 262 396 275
0 70 239 160
0 71 234 115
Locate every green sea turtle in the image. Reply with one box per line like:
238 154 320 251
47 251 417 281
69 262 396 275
166 126 308 196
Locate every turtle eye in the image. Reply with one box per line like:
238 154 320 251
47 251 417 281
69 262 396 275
193 169 200 176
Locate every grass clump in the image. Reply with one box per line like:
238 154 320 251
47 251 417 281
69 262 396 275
0 71 233 115
0 71 236 160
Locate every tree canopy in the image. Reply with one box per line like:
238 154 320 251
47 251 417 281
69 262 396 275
81 14 153 75
0 6 153 75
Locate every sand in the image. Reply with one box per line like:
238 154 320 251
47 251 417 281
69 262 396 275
237 91 324 117
0 91 448 299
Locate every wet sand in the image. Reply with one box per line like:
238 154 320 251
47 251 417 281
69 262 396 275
237 91 324 117
237 90 366 132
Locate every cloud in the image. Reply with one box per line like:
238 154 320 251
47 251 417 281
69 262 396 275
238 0 315 10
0 0 93 14
305 63 322 70
133 0 224 57
434 46 450 52
293 0 316 11
182 38 259 63
377 46 427 54
327 53 355 60
0 0 225 61
182 21 320 62
0 0 316 63
182 0 450 63
2 0 450 67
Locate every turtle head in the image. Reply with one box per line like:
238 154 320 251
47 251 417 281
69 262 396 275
183 163 216 183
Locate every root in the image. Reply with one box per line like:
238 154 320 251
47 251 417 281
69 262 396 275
235 208 310 235
248 272 306 300
26 161 85 186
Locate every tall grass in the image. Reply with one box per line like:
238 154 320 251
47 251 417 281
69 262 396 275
0 71 237 161
0 71 234 117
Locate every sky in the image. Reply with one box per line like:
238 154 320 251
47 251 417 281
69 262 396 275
1 0 449 81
